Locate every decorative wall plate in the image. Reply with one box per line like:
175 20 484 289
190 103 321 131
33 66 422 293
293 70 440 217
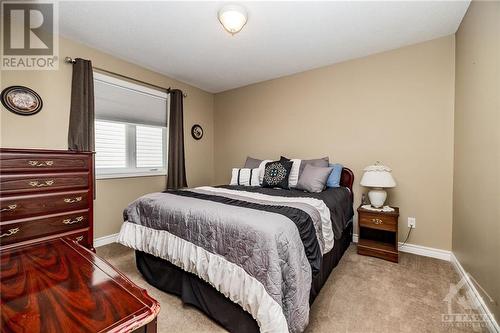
1 86 43 116
191 124 203 140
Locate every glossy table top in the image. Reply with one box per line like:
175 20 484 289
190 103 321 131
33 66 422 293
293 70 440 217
1 238 159 333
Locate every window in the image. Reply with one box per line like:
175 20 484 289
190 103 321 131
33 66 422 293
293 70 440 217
136 125 164 168
95 121 127 169
94 72 168 179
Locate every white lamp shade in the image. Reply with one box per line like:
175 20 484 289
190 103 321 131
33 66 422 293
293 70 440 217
360 163 396 188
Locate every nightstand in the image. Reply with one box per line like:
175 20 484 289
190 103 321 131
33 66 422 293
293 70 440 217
357 205 399 263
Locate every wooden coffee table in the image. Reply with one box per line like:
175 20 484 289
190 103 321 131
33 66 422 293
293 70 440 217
1 238 160 333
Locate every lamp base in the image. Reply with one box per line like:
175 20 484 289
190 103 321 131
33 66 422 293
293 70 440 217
368 188 387 208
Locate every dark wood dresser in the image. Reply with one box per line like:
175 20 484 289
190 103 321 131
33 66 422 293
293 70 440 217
0 148 94 250
0 148 160 332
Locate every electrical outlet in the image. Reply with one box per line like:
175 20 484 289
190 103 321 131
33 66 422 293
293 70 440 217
408 217 416 228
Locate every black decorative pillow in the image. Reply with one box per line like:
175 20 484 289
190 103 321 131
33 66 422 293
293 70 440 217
262 160 293 189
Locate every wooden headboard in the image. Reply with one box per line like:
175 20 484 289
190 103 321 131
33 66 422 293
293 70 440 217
340 167 355 200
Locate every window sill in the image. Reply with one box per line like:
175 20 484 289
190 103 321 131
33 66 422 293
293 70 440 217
96 171 167 180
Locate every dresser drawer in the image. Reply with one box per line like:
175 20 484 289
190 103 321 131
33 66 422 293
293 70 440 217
65 229 90 248
359 212 397 232
0 190 90 221
0 210 89 246
0 172 89 194
0 152 90 172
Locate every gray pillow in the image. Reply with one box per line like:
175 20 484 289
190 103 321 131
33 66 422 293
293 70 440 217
244 156 263 169
298 157 329 178
296 164 333 193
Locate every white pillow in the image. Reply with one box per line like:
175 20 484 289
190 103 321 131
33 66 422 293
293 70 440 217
230 168 260 186
287 159 302 188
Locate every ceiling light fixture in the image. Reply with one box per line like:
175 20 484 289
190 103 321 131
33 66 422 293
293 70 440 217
218 5 247 35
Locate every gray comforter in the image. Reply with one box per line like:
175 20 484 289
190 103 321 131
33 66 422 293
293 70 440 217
119 186 349 333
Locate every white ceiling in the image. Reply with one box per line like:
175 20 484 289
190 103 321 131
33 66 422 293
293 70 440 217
59 1 470 93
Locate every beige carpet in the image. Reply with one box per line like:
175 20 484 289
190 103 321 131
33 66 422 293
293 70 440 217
97 243 485 333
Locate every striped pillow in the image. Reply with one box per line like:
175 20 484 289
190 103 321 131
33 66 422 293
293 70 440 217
230 168 261 186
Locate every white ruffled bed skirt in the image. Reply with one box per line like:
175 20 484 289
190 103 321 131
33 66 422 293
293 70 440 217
117 221 289 333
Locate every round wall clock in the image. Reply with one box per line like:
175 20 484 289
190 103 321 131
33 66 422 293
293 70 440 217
1 86 43 116
191 124 204 140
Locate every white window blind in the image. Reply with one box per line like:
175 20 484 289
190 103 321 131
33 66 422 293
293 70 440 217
95 121 127 169
136 125 164 168
94 72 168 179
94 72 167 126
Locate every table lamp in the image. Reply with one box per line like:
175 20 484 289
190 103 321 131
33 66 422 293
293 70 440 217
360 162 396 208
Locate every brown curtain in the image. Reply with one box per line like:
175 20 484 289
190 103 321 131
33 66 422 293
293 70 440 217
68 58 95 198
166 89 188 190
68 58 94 151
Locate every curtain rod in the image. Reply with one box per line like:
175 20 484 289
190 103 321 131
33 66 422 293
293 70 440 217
64 57 187 98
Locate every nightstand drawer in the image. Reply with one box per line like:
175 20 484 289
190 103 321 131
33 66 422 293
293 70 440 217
359 213 397 232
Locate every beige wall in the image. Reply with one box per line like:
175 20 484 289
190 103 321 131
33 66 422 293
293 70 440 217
214 36 456 250
453 1 500 321
0 36 215 238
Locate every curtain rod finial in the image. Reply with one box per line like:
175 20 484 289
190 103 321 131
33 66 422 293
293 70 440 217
65 56 76 64
166 87 187 98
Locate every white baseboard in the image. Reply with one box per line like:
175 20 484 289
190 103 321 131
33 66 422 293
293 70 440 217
450 253 499 333
398 242 451 261
352 233 451 261
94 233 119 248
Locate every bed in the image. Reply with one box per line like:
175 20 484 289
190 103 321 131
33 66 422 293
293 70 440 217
118 168 354 333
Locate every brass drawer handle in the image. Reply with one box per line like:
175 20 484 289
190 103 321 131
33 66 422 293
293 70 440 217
64 196 82 203
75 236 84 242
0 204 17 212
29 180 54 187
28 160 54 167
0 227 20 238
371 218 383 225
63 216 84 225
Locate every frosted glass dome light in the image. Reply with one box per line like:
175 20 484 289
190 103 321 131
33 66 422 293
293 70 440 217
218 5 248 35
